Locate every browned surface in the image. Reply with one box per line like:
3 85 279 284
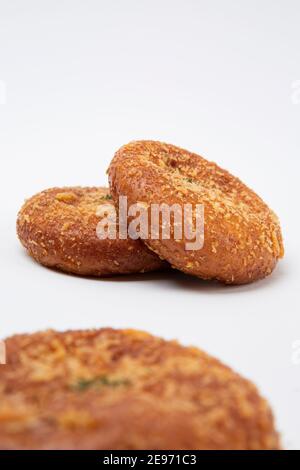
0 328 279 450
17 186 166 276
109 141 284 284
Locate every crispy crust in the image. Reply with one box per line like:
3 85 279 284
108 141 284 284
17 187 166 276
0 328 279 450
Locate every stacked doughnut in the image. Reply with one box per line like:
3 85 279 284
18 140 284 284
17 186 166 276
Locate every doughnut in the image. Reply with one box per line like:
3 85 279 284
109 141 284 284
0 328 279 449
17 187 166 276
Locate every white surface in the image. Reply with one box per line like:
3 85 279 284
0 0 299 449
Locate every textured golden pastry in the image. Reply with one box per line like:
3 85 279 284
17 187 166 276
0 328 279 450
109 141 284 284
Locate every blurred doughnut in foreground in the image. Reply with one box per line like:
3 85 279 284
0 328 280 449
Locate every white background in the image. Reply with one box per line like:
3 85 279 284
0 0 300 449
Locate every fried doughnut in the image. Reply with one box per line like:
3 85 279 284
0 328 279 450
109 141 284 284
17 187 166 276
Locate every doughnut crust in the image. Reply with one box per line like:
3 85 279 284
109 141 284 284
17 187 166 276
0 328 279 450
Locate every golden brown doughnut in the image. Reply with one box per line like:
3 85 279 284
17 187 166 276
109 141 284 284
0 328 280 449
